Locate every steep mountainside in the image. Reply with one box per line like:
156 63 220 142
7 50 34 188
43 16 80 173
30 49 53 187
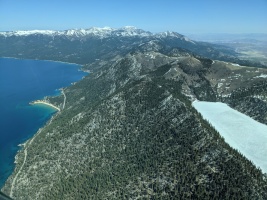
1 28 267 199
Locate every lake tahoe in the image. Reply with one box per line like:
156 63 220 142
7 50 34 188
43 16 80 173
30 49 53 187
0 57 87 188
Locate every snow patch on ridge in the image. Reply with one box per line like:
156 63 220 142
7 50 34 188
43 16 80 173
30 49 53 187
193 101 267 174
255 74 267 78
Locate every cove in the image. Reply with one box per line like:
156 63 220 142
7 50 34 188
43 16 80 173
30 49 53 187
0 57 87 188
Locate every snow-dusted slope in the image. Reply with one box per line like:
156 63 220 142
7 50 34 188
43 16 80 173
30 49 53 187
193 101 267 174
154 31 195 43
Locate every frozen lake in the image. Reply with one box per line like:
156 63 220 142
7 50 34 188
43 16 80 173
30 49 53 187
193 101 267 174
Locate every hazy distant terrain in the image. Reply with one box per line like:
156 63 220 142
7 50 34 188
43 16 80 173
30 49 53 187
188 33 267 67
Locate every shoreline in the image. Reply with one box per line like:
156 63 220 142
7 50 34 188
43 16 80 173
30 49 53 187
0 56 90 75
0 56 80 66
9 112 58 197
3 99 62 194
0 56 91 74
0 57 85 193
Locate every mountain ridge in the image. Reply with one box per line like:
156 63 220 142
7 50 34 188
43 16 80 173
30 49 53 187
0 26 185 39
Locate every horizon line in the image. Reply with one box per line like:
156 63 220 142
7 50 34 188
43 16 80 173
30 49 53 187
0 27 267 35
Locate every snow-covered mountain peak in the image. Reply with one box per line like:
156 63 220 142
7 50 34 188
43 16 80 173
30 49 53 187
155 31 195 43
65 29 79 36
88 27 114 32
87 27 114 35
116 26 152 37
156 31 184 38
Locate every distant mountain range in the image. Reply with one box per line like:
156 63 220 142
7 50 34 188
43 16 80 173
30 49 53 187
1 26 153 37
1 27 267 199
1 26 264 68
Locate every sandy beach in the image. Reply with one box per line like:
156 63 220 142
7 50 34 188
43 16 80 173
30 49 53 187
30 100 60 111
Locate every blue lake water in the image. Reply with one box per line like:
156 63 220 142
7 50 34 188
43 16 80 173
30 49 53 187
0 57 87 188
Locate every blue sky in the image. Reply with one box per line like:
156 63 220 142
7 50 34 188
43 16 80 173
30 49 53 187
0 0 267 33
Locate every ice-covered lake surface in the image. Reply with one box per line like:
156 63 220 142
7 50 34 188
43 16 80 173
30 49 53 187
192 101 267 174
